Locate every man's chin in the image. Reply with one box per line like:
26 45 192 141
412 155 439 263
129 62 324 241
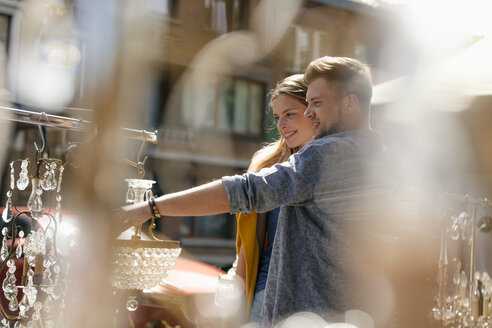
314 128 331 139
315 126 342 139
314 130 329 139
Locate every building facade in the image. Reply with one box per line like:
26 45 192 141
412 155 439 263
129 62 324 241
0 0 401 269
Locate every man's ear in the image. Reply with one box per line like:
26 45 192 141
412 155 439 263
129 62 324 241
342 93 358 114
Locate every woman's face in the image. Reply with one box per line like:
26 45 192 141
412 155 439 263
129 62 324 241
272 93 314 149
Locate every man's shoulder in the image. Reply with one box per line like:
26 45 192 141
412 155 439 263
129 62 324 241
294 134 346 163
304 129 381 150
295 130 384 164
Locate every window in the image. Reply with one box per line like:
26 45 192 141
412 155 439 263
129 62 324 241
205 0 249 34
0 14 10 52
147 0 179 18
287 26 333 72
181 213 234 238
181 75 265 135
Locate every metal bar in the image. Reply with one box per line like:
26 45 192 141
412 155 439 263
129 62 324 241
0 105 88 130
120 127 158 144
445 192 492 207
0 105 158 143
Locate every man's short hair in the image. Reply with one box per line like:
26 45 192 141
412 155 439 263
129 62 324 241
304 56 373 109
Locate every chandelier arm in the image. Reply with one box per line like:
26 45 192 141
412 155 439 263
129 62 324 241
148 218 163 242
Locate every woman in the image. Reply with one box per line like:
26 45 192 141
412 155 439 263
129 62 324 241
235 74 313 322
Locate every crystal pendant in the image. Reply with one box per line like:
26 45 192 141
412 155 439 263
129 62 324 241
7 259 16 273
3 273 17 300
10 162 14 190
16 232 24 259
2 272 12 292
19 293 30 314
2 191 12 223
125 188 135 204
40 167 51 191
56 165 64 193
40 162 58 191
1 232 9 261
16 160 29 191
126 295 138 311
27 179 43 219
25 284 38 306
17 175 29 191
9 296 19 311
49 162 57 190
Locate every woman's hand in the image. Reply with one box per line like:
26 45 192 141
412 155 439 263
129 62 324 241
112 203 150 235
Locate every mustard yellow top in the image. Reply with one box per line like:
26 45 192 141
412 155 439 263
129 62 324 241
235 212 259 316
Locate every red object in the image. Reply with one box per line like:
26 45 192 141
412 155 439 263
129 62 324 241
155 257 224 295
128 258 225 328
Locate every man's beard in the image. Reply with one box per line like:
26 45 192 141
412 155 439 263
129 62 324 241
315 118 344 139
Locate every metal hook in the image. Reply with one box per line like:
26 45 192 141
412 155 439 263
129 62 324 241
34 124 46 154
136 135 148 179
34 112 48 154
136 135 146 165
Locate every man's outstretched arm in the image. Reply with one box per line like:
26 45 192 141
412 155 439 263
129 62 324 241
117 179 230 232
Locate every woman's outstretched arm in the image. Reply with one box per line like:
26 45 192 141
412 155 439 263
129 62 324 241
117 179 230 232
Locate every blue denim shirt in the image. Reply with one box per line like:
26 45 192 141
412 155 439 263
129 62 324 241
223 129 391 326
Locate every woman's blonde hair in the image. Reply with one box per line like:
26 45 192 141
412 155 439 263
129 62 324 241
248 74 308 172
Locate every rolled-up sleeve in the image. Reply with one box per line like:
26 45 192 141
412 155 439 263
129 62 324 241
222 144 326 214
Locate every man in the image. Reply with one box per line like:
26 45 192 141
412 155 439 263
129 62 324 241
119 56 390 326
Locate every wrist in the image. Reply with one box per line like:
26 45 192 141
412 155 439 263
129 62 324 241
148 196 162 219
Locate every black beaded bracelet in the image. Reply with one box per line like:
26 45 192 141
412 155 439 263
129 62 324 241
148 197 162 219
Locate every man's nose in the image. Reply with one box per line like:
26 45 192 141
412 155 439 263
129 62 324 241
304 106 312 118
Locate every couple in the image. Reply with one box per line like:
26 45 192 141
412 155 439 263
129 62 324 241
119 56 392 327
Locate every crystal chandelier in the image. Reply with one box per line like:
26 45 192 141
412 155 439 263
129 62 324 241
111 178 181 312
432 197 492 327
0 155 69 328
